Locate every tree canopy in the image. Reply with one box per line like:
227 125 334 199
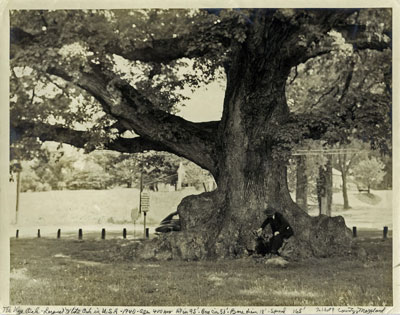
10 8 392 170
353 156 386 191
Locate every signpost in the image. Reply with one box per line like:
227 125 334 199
140 192 150 238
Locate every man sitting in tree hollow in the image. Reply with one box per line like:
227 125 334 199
255 206 294 257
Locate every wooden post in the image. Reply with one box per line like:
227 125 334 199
101 228 106 240
143 212 147 238
15 170 21 224
383 226 388 239
16 230 19 238
78 229 83 240
145 228 149 239
123 228 127 239
57 229 61 239
37 229 41 238
326 156 333 217
139 173 143 213
352 226 357 238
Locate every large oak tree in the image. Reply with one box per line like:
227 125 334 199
10 8 391 259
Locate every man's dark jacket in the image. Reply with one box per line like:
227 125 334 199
261 212 294 238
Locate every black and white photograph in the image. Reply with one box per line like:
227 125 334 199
1 0 398 313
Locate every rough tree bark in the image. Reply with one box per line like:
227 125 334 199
341 172 349 209
317 159 333 217
339 155 351 209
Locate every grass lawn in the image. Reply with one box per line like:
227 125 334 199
10 232 392 306
9 188 201 228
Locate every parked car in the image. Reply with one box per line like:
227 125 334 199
155 211 181 233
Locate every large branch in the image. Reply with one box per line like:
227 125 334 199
11 120 175 154
45 65 219 174
335 24 391 52
270 9 358 67
100 17 236 63
275 9 391 67
11 15 236 64
12 121 89 149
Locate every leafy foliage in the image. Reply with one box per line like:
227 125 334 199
107 151 213 190
18 163 44 192
352 156 386 190
30 146 77 190
107 151 179 189
18 144 113 191
10 8 392 176
285 44 391 155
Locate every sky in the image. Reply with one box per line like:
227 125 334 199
176 80 225 122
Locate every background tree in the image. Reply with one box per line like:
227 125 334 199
10 8 392 259
110 155 141 188
66 158 112 190
290 140 329 213
16 144 115 191
285 20 391 213
317 157 333 216
138 152 180 191
352 157 386 193
107 151 184 190
181 160 215 191
335 151 356 209
376 154 392 190
331 140 368 209
19 162 42 192
30 145 77 190
295 155 308 211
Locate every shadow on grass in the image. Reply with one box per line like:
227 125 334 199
354 192 382 206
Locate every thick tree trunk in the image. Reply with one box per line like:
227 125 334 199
341 172 350 209
338 153 352 209
318 160 333 217
296 156 308 212
138 13 352 261
317 167 325 215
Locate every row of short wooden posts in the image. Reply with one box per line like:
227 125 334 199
15 228 150 239
15 226 389 239
352 226 389 239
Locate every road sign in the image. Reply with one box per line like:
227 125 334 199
140 192 150 212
